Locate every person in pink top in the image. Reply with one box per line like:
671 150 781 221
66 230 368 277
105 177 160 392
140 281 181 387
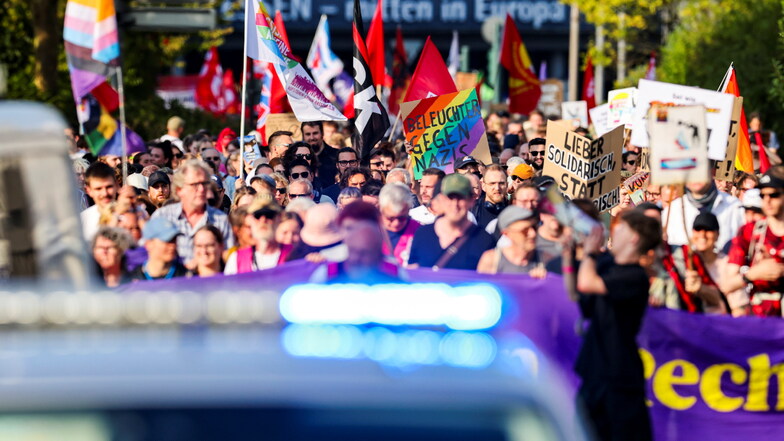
379 183 420 266
223 198 290 274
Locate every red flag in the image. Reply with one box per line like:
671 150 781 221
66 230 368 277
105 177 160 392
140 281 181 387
754 132 772 173
366 0 386 88
222 68 239 115
582 54 596 111
388 26 410 115
500 14 541 114
403 36 457 102
269 64 291 114
273 11 300 62
720 66 754 173
195 47 225 115
343 91 355 119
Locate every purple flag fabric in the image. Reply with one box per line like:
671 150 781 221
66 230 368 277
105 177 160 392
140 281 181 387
119 263 784 441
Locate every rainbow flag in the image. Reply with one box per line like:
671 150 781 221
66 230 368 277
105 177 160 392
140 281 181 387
246 0 345 121
402 88 491 179
78 95 145 157
64 0 120 105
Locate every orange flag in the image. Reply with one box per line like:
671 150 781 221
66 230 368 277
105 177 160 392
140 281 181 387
720 65 754 173
500 14 541 114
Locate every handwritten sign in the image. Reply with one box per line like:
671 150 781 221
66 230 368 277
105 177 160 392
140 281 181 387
648 105 710 185
402 88 491 179
265 113 303 142
543 123 624 212
631 79 735 160
589 103 612 136
561 100 589 128
639 148 650 172
608 87 637 128
624 171 650 205
714 96 744 181
538 79 564 118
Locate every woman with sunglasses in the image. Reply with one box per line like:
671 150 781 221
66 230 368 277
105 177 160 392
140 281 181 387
283 141 322 191
285 159 334 204
270 172 289 207
224 198 291 275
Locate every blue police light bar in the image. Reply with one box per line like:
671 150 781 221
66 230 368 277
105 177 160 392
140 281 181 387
279 283 503 331
282 324 498 369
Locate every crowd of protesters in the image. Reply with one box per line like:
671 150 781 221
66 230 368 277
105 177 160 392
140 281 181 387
70 112 784 320
69 110 784 441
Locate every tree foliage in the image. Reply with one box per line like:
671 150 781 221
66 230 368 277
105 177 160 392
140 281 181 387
0 0 237 140
572 0 673 68
659 0 782 133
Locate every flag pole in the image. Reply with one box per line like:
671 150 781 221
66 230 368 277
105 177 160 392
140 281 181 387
116 67 129 181
239 0 251 183
388 109 401 142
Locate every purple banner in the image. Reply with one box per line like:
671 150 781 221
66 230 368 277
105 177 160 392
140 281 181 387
120 262 784 440
639 308 784 441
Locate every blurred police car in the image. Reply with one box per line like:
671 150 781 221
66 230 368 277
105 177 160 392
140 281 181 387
0 284 587 441
0 103 587 441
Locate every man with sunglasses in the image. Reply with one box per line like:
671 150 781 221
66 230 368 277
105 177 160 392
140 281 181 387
368 148 396 173
287 159 335 204
150 160 234 263
622 151 638 173
302 121 339 186
267 131 293 160
723 167 784 317
528 138 547 172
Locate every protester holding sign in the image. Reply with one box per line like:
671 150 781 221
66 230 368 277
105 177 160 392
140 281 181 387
576 211 662 441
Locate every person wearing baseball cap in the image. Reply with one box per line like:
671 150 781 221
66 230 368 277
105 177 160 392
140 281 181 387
724 166 784 317
454 156 481 176
477 206 546 275
147 170 171 211
408 174 495 270
128 217 189 282
510 163 535 195
741 188 764 224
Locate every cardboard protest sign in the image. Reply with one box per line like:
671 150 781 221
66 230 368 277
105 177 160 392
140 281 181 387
624 172 650 205
543 123 624 212
589 103 612 136
714 96 744 181
631 79 735 160
402 88 490 180
538 79 563 117
265 113 303 141
561 101 589 128
639 148 650 172
647 105 710 186
608 87 637 128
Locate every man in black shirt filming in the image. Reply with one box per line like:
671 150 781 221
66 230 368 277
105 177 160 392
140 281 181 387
576 210 662 441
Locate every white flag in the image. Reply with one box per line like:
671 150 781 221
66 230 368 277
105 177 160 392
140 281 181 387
306 15 344 99
448 30 460 78
245 0 346 121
